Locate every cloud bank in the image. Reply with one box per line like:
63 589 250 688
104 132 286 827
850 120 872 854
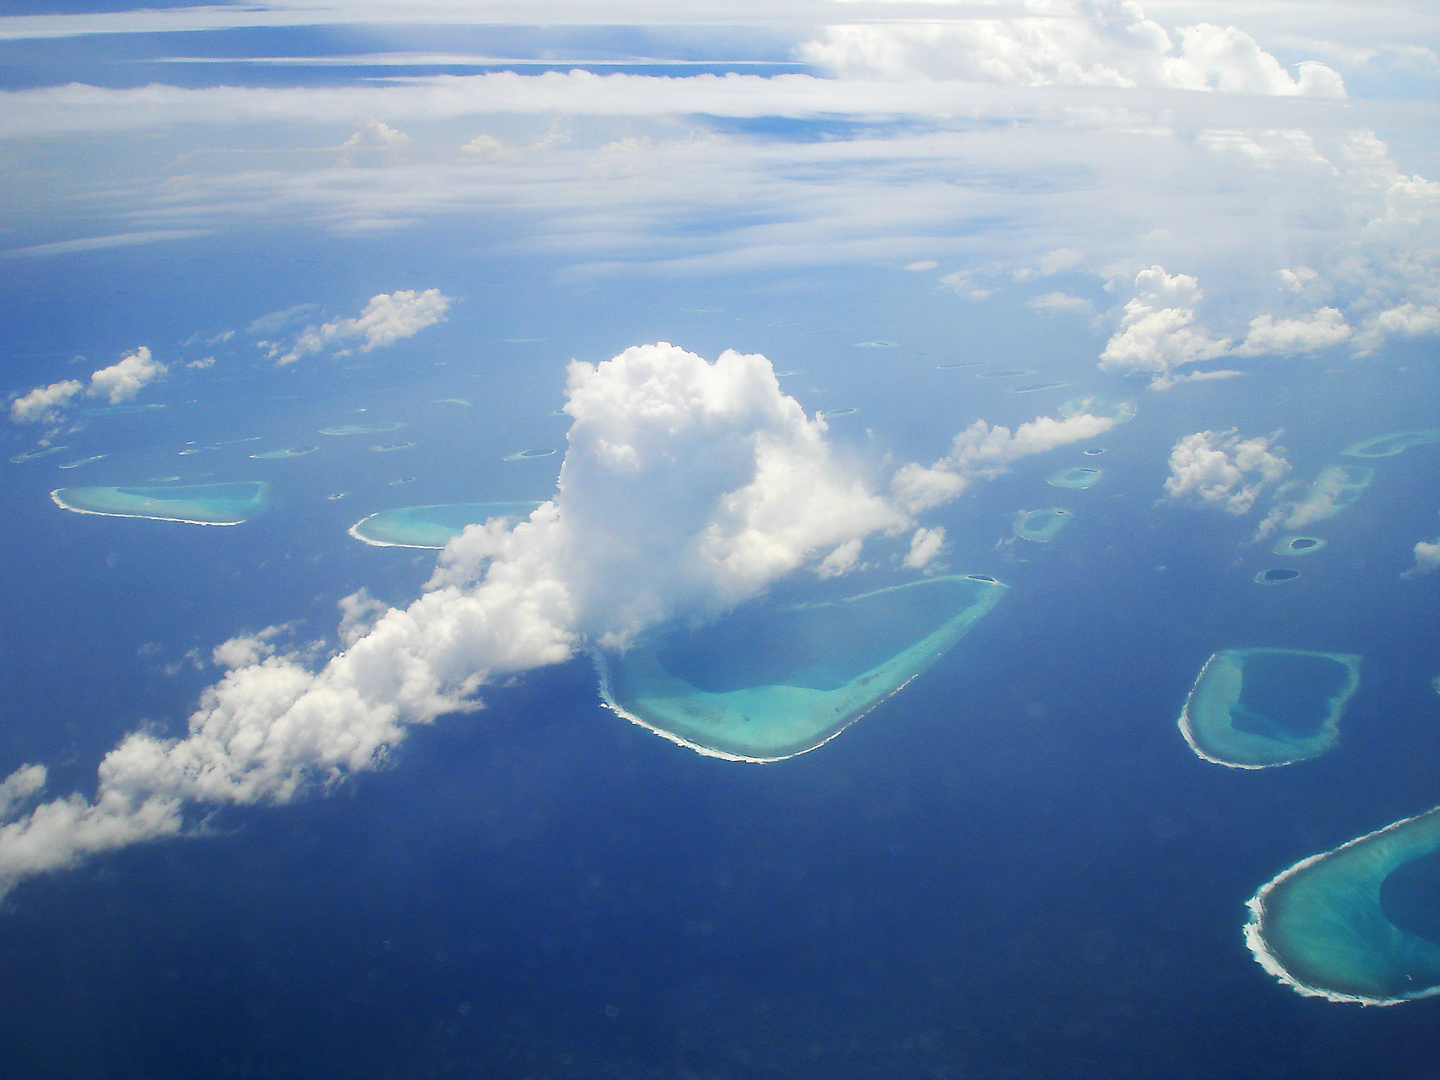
1163 429 1289 514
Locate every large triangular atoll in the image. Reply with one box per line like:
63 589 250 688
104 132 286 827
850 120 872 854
597 574 1007 762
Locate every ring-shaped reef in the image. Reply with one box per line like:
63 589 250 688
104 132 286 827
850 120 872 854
503 448 558 461
976 368 1034 379
1047 467 1103 490
51 481 270 525
1274 536 1326 557
1178 648 1360 769
597 574 1008 762
251 446 317 460
350 501 542 548
1013 507 1071 542
1010 381 1071 394
1246 806 1440 1005
1059 395 1137 423
320 422 406 436
1341 430 1440 458
1255 567 1301 584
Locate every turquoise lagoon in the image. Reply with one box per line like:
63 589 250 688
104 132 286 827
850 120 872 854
597 575 1008 762
1246 806 1440 1005
350 502 542 548
1013 507 1071 542
51 482 270 525
1341 430 1440 458
251 446 317 460
1179 649 1360 769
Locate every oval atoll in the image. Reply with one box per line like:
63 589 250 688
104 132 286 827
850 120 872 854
597 574 1008 762
1256 567 1301 584
320 421 406 436
1047 466 1102 490
1274 535 1326 557
51 481 270 525
1013 507 1071 542
1178 648 1360 769
1246 806 1440 1005
350 501 542 548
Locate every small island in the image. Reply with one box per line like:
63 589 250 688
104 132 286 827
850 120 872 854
1178 648 1360 769
1246 806 1440 1005
597 575 1008 762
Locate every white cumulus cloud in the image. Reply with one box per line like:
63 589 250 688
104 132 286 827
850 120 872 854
87 345 167 404
1404 535 1440 579
1237 307 1351 355
893 412 1118 513
278 288 450 365
1099 266 1232 386
9 345 167 423
9 379 83 423
1163 429 1289 514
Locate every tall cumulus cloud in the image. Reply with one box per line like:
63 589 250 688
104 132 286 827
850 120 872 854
0 342 1115 900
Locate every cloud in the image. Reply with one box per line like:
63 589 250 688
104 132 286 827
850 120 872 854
277 289 451 365
904 259 937 271
9 346 167 423
1403 534 1440 579
799 3 1345 97
0 342 922 900
1236 307 1351 355
903 526 946 569
1162 429 1289 514
1099 266 1232 385
87 346 167 404
892 412 1118 513
9 379 83 423
2 229 208 258
1028 291 1091 313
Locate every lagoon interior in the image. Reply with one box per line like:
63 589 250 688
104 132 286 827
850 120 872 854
351 501 541 548
51 481 271 524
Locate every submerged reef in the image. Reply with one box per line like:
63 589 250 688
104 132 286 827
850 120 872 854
1256 567 1302 583
350 502 541 548
598 575 1007 762
1341 430 1440 458
51 482 270 525
1247 806 1440 1005
1179 648 1360 769
320 422 406 436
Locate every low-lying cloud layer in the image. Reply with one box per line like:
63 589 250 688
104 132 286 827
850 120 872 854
0 342 1111 900
275 288 451 365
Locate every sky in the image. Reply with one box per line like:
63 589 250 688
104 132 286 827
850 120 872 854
0 0 1439 1047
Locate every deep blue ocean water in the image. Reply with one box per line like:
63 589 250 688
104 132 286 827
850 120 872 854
1 245 1439 1078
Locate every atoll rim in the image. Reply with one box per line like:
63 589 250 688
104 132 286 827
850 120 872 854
1178 648 1360 769
51 481 270 525
320 421 407 436
1246 806 1440 1005
597 574 1007 762
350 501 542 548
